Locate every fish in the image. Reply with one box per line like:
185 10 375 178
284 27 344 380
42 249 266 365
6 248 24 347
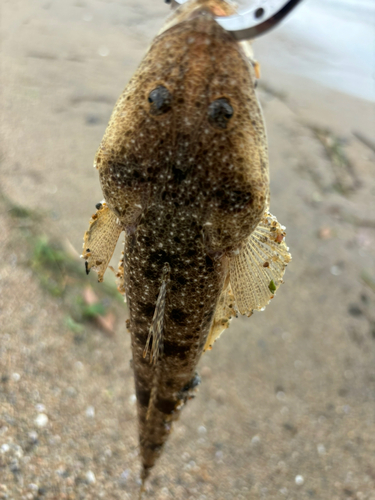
81 0 291 486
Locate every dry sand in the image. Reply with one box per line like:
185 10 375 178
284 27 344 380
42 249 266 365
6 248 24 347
1 1 375 499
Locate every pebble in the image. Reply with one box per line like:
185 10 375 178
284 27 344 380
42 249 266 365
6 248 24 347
330 265 341 276
66 387 77 397
184 460 197 471
319 226 332 239
86 470 96 484
14 444 24 458
198 425 206 435
85 406 95 418
295 475 304 485
200 366 211 377
28 431 38 443
129 394 136 405
251 435 260 445
11 372 21 382
98 46 109 57
119 469 130 484
10 458 20 472
34 413 48 427
75 361 84 371
49 434 61 445
276 391 286 401
317 444 326 455
1 444 10 453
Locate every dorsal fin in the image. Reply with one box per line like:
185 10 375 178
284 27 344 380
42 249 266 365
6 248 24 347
143 263 171 421
143 263 171 364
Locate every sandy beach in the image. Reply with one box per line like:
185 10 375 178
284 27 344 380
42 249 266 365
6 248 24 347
1 0 375 498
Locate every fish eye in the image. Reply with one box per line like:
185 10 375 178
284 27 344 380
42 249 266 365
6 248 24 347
208 98 234 129
148 86 172 115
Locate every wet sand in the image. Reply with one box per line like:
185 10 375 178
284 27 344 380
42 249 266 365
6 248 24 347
1 1 375 499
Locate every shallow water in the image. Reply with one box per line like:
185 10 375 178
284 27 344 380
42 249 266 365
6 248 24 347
250 0 375 102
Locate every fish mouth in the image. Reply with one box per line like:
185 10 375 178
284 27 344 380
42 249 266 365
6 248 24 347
158 2 219 37
169 0 305 40
185 6 215 21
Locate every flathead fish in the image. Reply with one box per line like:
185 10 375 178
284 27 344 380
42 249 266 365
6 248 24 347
82 0 291 484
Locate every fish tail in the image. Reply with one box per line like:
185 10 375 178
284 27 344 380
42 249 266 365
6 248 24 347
138 375 174 474
138 477 146 499
137 391 173 477
134 359 201 478
132 262 202 479
136 368 201 477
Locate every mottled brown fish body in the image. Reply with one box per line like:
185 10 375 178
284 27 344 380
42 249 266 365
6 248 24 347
126 211 227 476
95 0 269 479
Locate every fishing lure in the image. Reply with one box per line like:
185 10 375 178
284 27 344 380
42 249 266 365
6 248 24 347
82 0 294 486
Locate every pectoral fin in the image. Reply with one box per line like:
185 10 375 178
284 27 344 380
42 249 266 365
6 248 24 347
204 282 237 352
229 212 291 316
81 202 123 282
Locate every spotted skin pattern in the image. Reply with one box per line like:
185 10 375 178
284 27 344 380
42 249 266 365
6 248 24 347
82 0 291 483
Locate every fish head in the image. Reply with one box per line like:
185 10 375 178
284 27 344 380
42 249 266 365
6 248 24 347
97 0 269 246
138 0 263 141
